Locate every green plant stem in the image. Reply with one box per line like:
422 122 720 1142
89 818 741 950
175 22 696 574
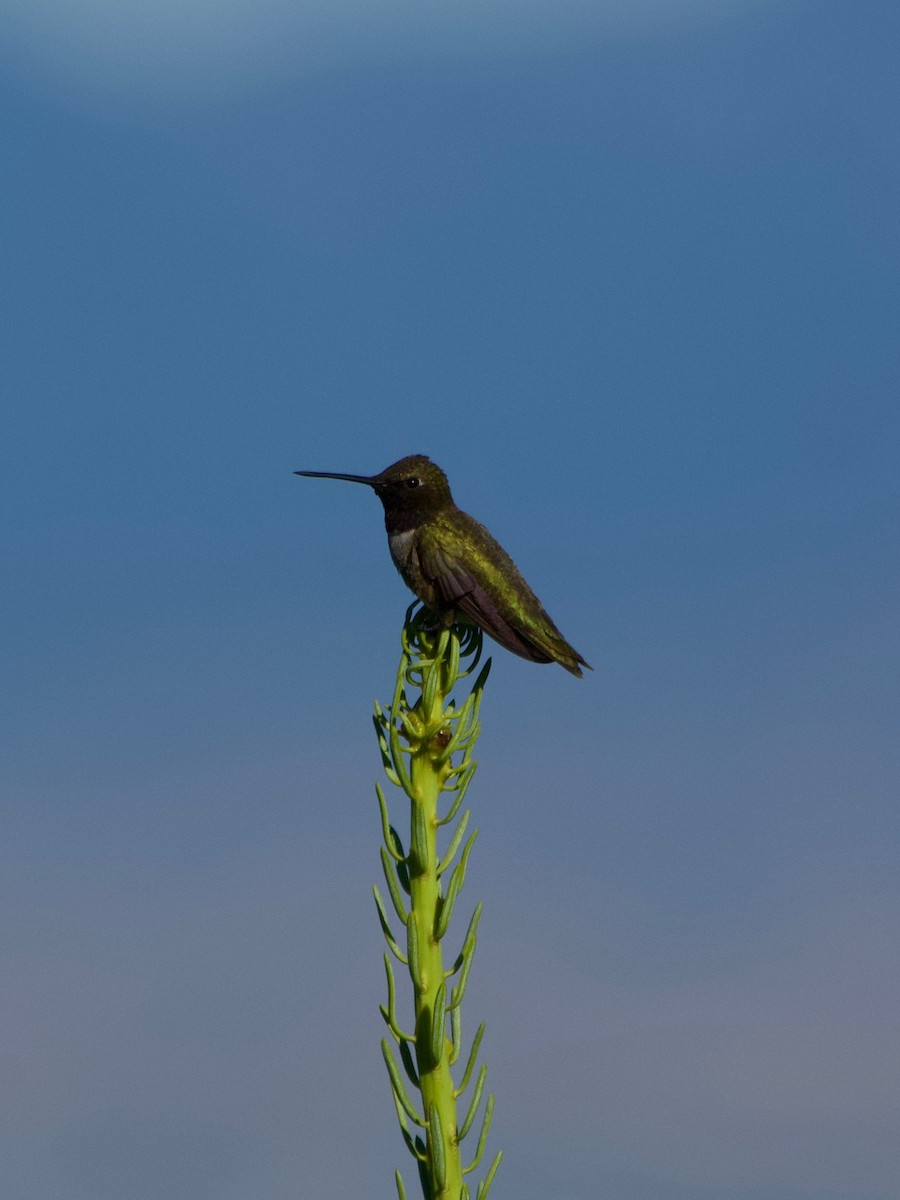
376 609 500 1200
408 675 463 1198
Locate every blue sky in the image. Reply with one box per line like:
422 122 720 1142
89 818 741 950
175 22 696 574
2 2 899 1198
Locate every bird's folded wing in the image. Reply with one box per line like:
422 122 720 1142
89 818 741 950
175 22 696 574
418 542 553 663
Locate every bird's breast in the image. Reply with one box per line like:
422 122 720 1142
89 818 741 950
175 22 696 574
387 527 438 606
388 528 418 571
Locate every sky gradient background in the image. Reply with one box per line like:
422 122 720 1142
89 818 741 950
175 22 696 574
2 2 899 1198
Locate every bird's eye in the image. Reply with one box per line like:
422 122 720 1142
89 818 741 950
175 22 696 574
405 477 421 489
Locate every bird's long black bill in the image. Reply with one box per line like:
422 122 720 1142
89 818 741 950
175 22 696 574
294 470 375 485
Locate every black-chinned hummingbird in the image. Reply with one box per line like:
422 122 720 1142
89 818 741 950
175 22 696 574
295 455 591 678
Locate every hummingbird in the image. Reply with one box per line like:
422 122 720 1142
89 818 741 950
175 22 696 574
295 455 590 678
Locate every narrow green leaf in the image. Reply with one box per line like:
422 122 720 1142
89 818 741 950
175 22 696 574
454 1021 485 1098
374 718 401 786
463 1093 495 1174
381 1039 425 1127
392 1092 426 1162
458 1063 487 1140
470 656 492 697
381 954 416 1043
395 851 411 894
476 1150 503 1199
422 654 440 715
456 903 483 975
449 997 462 1065
438 760 478 824
448 904 482 989
457 628 485 678
430 979 447 1069
389 719 414 795
376 783 405 861
406 915 422 990
373 886 407 963
450 941 474 1007
399 1036 419 1087
381 847 409 923
437 781 466 825
435 831 478 940
437 809 470 877
428 1104 446 1190
447 627 461 682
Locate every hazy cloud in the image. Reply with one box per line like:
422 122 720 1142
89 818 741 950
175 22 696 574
4 0 778 98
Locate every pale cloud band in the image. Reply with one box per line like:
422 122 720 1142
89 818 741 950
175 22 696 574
4 0 778 99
